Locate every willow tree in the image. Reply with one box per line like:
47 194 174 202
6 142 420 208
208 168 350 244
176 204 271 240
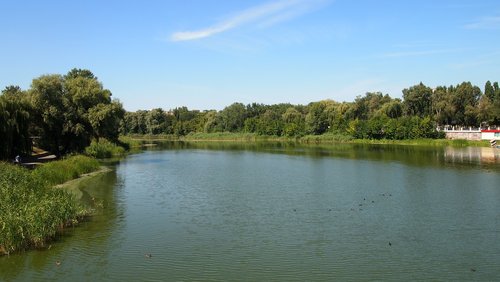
0 87 32 159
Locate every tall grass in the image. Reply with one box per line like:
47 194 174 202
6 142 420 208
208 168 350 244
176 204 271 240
301 133 354 143
32 155 100 186
118 136 144 148
85 139 126 159
0 162 90 255
130 132 489 147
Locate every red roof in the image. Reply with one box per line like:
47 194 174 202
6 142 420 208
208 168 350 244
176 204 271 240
481 130 500 133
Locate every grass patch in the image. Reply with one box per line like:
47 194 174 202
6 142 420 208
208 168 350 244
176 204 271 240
32 155 100 187
184 132 261 141
85 139 126 159
0 161 93 255
301 133 354 143
123 133 490 147
118 136 144 148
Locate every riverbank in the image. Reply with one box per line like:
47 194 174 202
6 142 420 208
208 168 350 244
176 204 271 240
125 132 491 147
55 166 112 200
0 155 102 255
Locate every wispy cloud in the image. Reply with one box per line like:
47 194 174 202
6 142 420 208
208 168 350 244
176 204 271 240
464 16 500 30
170 0 329 42
450 50 500 69
380 49 458 58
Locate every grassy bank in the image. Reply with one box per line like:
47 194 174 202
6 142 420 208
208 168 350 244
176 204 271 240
124 132 491 147
0 155 101 255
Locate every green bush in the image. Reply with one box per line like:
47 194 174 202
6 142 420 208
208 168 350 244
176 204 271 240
85 139 126 159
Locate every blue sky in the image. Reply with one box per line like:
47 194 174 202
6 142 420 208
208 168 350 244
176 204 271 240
1 0 499 111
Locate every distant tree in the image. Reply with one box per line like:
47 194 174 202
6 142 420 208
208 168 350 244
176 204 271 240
431 86 455 125
485 81 495 101
378 99 403 119
203 110 219 133
246 103 266 119
452 82 481 126
219 103 247 132
255 109 283 136
65 68 97 80
402 83 432 117
145 108 166 135
305 101 328 134
477 95 494 125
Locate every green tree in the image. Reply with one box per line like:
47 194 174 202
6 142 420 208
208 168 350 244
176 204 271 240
0 87 32 159
88 101 125 142
453 82 481 126
29 75 66 155
485 81 495 101
305 101 328 134
145 108 167 135
378 99 403 119
219 103 247 132
402 83 433 117
431 86 455 125
282 107 305 136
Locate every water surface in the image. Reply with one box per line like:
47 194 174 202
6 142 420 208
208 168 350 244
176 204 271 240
1 142 499 281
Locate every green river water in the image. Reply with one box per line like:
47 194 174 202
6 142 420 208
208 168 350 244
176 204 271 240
1 142 500 281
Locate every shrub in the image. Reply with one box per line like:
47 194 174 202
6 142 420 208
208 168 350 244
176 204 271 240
85 139 126 159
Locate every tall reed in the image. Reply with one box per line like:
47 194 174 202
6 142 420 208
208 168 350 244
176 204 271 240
0 163 75 254
32 155 100 186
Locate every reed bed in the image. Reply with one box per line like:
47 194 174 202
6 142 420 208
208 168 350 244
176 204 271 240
0 156 100 255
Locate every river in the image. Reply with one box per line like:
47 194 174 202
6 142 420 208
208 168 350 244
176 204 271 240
1 142 499 281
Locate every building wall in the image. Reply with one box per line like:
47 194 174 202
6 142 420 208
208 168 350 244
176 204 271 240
481 132 500 140
445 131 482 140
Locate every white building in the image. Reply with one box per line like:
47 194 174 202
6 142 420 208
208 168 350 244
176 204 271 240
481 129 500 141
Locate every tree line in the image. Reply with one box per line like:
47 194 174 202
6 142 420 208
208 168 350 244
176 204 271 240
121 81 500 139
2 69 499 160
0 69 124 159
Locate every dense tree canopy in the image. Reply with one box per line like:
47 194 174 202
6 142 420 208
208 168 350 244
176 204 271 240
1 70 499 160
120 80 500 141
0 68 125 159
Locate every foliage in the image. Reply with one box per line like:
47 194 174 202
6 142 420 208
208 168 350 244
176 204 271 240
99 79 500 141
0 159 98 255
0 87 32 159
3 69 500 160
0 68 125 159
402 83 433 117
32 155 100 187
85 139 126 159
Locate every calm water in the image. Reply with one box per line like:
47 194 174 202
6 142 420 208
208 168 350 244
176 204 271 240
1 142 500 281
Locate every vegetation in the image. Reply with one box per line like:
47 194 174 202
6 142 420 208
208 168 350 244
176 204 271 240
85 139 126 159
32 155 100 187
2 69 499 161
120 82 500 141
0 68 125 160
0 156 100 255
1 69 498 256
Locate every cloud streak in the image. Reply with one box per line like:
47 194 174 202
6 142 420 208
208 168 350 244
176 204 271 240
464 16 500 30
380 49 458 58
171 0 328 42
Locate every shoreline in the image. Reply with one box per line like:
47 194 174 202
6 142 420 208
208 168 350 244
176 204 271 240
124 133 491 148
54 166 112 189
